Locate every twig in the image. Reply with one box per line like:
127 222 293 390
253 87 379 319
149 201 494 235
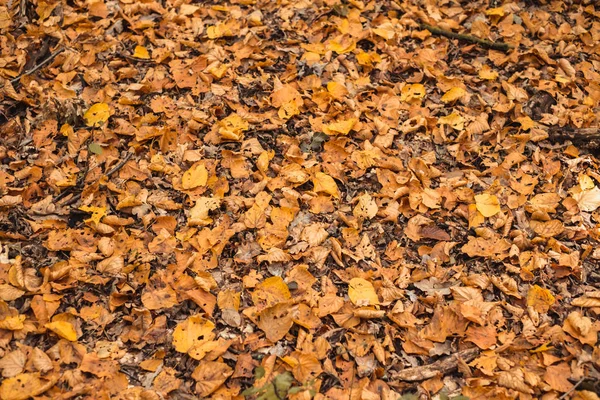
420 23 513 52
391 348 480 381
558 377 585 400
10 47 65 84
106 150 134 177
547 126 600 151
56 150 134 206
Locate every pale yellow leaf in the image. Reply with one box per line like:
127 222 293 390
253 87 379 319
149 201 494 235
475 193 501 217
348 278 379 306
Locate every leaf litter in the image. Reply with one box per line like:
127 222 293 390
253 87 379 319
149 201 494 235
1 0 600 399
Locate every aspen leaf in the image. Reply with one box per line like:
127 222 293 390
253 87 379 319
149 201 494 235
438 112 464 130
278 100 300 120
188 197 220 226
372 22 396 39
475 193 501 217
327 81 348 99
84 103 110 127
348 278 379 306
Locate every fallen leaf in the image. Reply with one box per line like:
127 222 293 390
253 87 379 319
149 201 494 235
84 103 110 127
348 278 379 306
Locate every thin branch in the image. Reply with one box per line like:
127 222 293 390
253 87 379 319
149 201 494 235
10 47 65 84
558 377 585 400
546 126 600 151
106 150 134 177
391 348 480 382
56 150 134 206
420 23 513 52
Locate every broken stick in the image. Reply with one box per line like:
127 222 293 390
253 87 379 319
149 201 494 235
10 47 65 85
420 23 513 52
391 348 480 382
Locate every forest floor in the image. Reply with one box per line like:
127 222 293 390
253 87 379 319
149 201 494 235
1 0 600 399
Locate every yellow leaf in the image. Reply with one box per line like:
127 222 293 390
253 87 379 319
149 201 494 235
173 315 215 354
252 276 291 309
323 118 357 136
278 100 300 120
516 116 535 131
217 289 241 311
312 172 340 198
0 315 25 331
527 285 555 313
400 84 426 102
188 197 220 226
441 87 466 103
478 64 498 80
207 23 234 39
327 36 356 54
579 174 595 190
348 278 379 306
0 373 57 400
438 112 464 130
84 103 110 127
468 204 485 228
353 193 378 220
486 7 505 16
372 22 396 40
182 164 208 190
133 45 150 59
327 81 348 100
206 63 228 79
574 187 600 212
45 321 77 341
356 51 381 66
218 113 248 141
475 193 501 217
79 205 106 225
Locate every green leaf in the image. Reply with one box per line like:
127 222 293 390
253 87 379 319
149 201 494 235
241 386 261 396
399 394 419 400
254 366 266 380
273 372 294 396
288 386 304 394
88 143 103 155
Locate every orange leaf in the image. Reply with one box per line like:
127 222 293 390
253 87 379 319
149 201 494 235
526 285 555 313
